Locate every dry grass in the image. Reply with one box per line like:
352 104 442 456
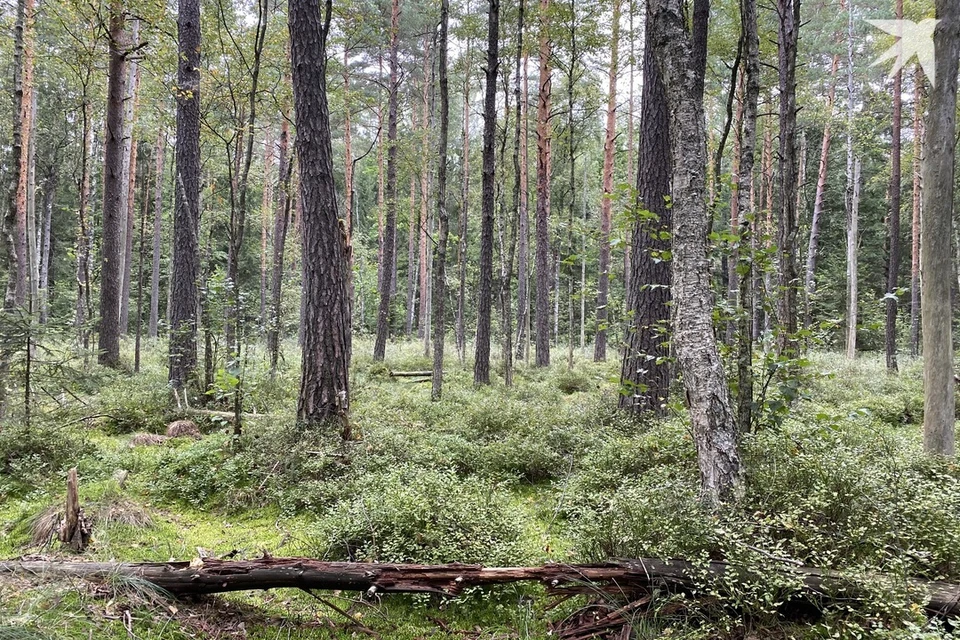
165 420 201 439
128 433 167 447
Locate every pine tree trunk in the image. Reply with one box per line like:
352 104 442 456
419 41 434 348
119 25 142 336
289 0 351 435
619 0 671 415
373 0 401 363
38 161 57 325
268 119 292 374
456 33 472 364
921 3 960 456
99 3 129 369
406 175 418 336
649 0 743 505
148 131 165 339
75 99 94 345
725 69 743 346
515 55 530 363
843 0 857 361
594 0 620 362
432 0 450 401
169 0 201 388
910 67 924 358
884 0 904 373
260 128 274 327
776 0 800 356
804 55 840 331
474 0 499 386
534 0 553 367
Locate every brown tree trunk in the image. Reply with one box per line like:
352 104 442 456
503 0 525 386
515 55 530 364
534 0 553 367
776 0 800 357
148 130 165 339
260 127 274 327
922 2 960 456
38 158 58 325
804 55 840 331
289 0 351 436
75 98 94 345
267 119 292 374
594 0 620 362
99 3 130 369
624 1 635 295
373 0 401 363
884 0 904 373
910 67 924 358
725 69 744 346
650 0 743 505
844 1 857 360
406 175 418 336
119 23 141 336
432 0 451 401
418 41 434 349
169 0 201 388
456 32 472 364
619 1 671 415
474 0 499 386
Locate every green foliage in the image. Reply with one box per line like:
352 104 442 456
95 374 174 434
0 423 93 497
309 466 533 565
553 368 594 394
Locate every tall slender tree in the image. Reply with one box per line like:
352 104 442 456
289 0 351 435
169 0 201 391
884 0 904 373
910 67 924 357
432 0 451 401
922 3 960 456
474 0 499 385
534 0 553 367
148 130 165 339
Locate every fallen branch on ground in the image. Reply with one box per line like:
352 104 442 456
1 557 958 617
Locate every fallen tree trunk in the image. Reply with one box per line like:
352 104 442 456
1 557 958 617
389 370 434 377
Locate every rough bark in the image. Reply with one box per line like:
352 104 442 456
619 2 671 415
99 3 129 368
474 0 499 386
649 0 743 505
406 175 418 336
735 0 760 434
843 1 857 360
776 0 800 356
119 23 141 336
38 160 58 324
169 0 201 388
804 55 840 331
418 41 434 351
515 56 530 363
289 0 351 436
594 0 620 362
534 0 553 367
6 557 957 618
373 0 401 363
884 0 904 373
75 99 94 344
432 0 450 401
148 131 165 339
455 30 472 364
921 2 960 456
260 128 275 326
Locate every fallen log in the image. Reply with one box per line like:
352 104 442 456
2 557 959 617
389 370 433 378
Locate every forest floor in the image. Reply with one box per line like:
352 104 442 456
1 339 959 639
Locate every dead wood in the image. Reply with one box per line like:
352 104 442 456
0 557 958 617
389 370 434 377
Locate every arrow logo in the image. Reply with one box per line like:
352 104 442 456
867 19 939 86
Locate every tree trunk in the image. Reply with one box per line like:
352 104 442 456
260 128 275 327
406 175 418 336
515 55 530 364
776 0 800 357
650 0 743 506
910 67 924 358
169 0 201 388
624 1 635 295
134 160 149 373
804 55 840 331
735 0 760 434
373 0 401 363
289 0 351 436
619 1 671 415
474 0 499 386
725 69 744 346
456 30 472 364
75 98 94 345
884 0 904 373
594 0 620 362
267 119 292 374
534 0 553 367
119 23 142 336
921 2 960 456
38 161 58 325
99 3 129 369
843 0 857 361
419 41 434 350
565 1 577 372
432 0 451 401
148 131 165 339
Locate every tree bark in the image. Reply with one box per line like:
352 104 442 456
515 56 530 364
260 128 275 327
419 41 434 350
119 22 142 336
267 119 292 374
804 55 840 331
456 29 472 364
75 98 94 345
169 0 201 388
776 0 800 357
373 0 401 363
289 0 351 436
650 0 743 505
594 0 621 363
884 0 904 373
474 0 499 386
148 131 165 339
910 67 924 358
432 0 450 401
406 175 419 336
843 0 857 361
99 2 130 369
619 1 671 415
534 0 553 367
38 160 58 325
921 2 960 456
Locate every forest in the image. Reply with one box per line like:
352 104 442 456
2 0 960 637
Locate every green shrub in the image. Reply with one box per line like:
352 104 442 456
0 423 93 496
95 375 173 434
310 466 532 565
554 369 594 394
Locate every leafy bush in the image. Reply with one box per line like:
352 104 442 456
554 369 594 394
0 423 93 496
310 466 532 565
95 375 174 434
